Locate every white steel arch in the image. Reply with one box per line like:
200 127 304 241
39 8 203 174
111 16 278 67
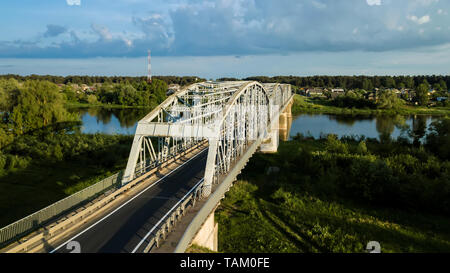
121 81 292 198
201 81 272 197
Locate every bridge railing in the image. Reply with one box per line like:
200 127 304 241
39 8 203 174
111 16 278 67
0 171 123 247
142 178 205 253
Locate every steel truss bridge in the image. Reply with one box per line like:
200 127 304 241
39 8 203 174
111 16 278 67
123 81 292 198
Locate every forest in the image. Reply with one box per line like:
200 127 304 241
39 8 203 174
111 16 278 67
221 75 450 91
0 74 205 86
3 74 449 91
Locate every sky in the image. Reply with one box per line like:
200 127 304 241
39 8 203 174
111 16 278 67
0 0 449 78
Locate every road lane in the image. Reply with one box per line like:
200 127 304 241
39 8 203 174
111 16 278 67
53 149 208 253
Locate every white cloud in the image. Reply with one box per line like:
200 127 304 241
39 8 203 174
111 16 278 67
366 0 381 6
66 0 81 6
91 24 112 41
407 15 431 24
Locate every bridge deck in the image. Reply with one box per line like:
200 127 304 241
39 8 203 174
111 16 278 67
52 149 207 253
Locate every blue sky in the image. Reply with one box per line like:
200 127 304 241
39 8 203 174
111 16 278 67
0 0 449 78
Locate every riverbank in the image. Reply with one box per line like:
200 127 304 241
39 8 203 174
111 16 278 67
216 135 450 253
292 94 450 116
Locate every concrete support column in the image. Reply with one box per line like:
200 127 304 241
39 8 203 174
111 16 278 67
191 210 218 251
279 102 293 142
279 112 287 130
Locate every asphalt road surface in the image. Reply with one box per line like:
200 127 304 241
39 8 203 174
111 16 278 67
51 149 208 253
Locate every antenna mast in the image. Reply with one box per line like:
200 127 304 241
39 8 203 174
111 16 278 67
147 49 152 83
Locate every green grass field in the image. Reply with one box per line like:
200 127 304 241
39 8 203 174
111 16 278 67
215 140 450 253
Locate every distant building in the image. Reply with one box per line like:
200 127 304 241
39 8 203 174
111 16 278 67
330 88 344 99
331 88 345 93
305 88 324 97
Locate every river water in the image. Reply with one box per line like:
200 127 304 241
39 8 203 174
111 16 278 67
71 107 442 142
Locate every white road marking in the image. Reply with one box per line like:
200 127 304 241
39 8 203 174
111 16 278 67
131 178 204 253
50 148 208 253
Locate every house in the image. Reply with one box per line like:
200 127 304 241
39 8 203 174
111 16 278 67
331 88 345 94
305 88 324 97
330 88 344 99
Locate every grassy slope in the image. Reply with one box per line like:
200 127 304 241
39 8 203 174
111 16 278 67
292 94 450 116
216 141 450 253
0 134 133 227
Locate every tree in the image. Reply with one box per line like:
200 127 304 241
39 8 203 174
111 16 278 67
405 77 415 89
323 89 332 99
416 83 429 106
384 77 396 88
149 79 168 105
425 118 450 160
377 90 403 109
6 80 76 134
362 78 374 91
62 85 77 102
433 83 441 92
0 78 20 113
87 95 98 104
439 80 448 92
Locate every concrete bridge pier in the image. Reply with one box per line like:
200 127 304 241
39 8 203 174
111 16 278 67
191 210 218 251
259 100 293 153
279 102 293 142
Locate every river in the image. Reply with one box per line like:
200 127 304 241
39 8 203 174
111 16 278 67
71 107 442 142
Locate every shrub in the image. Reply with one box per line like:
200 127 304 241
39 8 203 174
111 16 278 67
325 135 349 154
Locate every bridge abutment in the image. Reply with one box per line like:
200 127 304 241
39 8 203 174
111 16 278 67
191 210 218 252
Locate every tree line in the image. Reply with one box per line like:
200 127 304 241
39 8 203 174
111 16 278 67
63 79 169 108
218 75 449 91
0 74 205 86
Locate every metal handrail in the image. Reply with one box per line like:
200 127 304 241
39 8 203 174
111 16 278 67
141 178 205 253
